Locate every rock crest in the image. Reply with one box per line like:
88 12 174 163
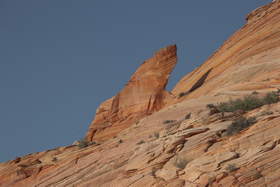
86 45 177 141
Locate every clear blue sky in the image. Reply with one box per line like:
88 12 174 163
0 0 271 162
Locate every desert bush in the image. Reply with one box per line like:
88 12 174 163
207 104 220 115
226 116 257 136
174 157 188 169
77 139 96 148
154 132 160 139
137 140 145 145
206 104 215 109
212 91 279 113
77 139 90 148
263 92 279 104
150 167 157 176
253 171 263 180
225 164 239 172
185 113 192 120
259 111 273 116
163 120 177 124
217 96 263 112
164 120 183 131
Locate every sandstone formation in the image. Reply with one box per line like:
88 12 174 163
86 45 177 141
171 0 280 101
1 1 280 186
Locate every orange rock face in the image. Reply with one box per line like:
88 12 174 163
172 0 280 100
86 45 177 141
2 1 280 187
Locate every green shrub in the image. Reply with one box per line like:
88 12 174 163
213 91 279 113
263 92 279 104
226 117 257 136
217 96 263 112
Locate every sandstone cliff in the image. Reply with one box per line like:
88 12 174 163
86 45 177 141
1 1 280 186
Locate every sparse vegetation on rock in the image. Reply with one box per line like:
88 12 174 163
184 113 191 120
163 120 177 124
137 140 145 145
208 91 279 113
253 171 263 180
217 96 262 112
174 157 188 169
77 139 90 148
259 111 274 116
154 132 160 139
77 139 96 148
263 91 280 104
2 1 280 186
226 116 257 136
225 164 239 172
207 104 215 109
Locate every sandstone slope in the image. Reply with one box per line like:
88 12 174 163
1 1 280 187
172 0 280 100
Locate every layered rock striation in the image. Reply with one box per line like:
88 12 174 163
172 0 280 101
86 45 177 141
1 1 280 186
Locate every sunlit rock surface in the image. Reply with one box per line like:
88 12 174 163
1 1 280 186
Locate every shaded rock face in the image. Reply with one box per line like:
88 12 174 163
86 45 177 141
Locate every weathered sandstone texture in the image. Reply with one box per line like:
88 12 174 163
1 1 280 186
172 0 280 101
86 45 177 141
